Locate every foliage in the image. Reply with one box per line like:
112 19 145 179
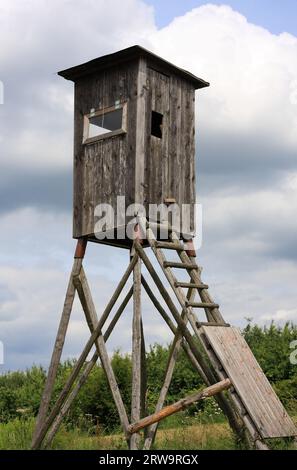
0 321 296 434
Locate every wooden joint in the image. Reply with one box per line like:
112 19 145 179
164 197 176 206
74 238 87 259
184 239 196 257
133 223 144 244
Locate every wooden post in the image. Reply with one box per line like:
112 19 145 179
43 354 98 448
32 254 137 449
129 379 231 434
144 282 196 449
130 247 142 449
31 238 87 448
140 320 147 422
74 270 130 439
43 286 133 448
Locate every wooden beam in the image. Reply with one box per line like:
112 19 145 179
129 379 231 434
141 275 208 383
143 277 196 449
31 254 137 449
130 253 142 449
75 269 130 438
43 354 98 448
43 286 133 448
31 246 84 448
140 319 147 421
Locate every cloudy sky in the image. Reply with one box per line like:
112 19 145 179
0 1 297 371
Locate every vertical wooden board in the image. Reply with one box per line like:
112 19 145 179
181 82 196 234
168 76 182 208
146 68 170 208
134 58 147 206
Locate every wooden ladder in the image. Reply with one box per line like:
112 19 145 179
137 221 271 449
136 220 297 449
145 223 226 326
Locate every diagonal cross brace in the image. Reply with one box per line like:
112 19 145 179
31 254 137 449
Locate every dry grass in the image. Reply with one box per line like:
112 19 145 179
60 421 236 450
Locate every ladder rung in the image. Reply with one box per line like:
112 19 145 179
175 281 208 289
155 241 184 251
196 321 230 328
186 301 219 309
163 261 198 270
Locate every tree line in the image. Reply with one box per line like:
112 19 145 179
0 321 296 432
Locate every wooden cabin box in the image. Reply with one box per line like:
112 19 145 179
58 46 209 246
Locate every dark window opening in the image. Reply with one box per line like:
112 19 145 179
151 111 163 138
88 108 123 138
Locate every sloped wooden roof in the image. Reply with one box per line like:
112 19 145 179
58 45 209 89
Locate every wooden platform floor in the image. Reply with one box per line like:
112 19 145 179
201 326 297 439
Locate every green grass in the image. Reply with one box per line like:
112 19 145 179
0 417 295 450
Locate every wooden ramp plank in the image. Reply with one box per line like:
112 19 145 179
201 326 297 439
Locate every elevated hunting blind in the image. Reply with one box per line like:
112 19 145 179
32 46 297 451
58 45 209 245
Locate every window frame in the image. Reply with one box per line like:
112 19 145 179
83 102 127 144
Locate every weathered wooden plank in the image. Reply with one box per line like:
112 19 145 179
129 379 231 434
201 326 297 438
135 58 147 206
146 68 170 211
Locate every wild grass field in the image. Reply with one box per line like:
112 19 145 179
0 415 296 450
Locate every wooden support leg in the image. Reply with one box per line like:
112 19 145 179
74 269 130 439
31 254 137 449
31 238 87 448
43 286 134 448
140 319 147 422
144 281 196 450
130 250 142 450
43 354 98 448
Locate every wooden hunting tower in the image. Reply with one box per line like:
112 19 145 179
58 45 209 246
32 46 297 452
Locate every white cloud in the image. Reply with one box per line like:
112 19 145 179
149 4 297 148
